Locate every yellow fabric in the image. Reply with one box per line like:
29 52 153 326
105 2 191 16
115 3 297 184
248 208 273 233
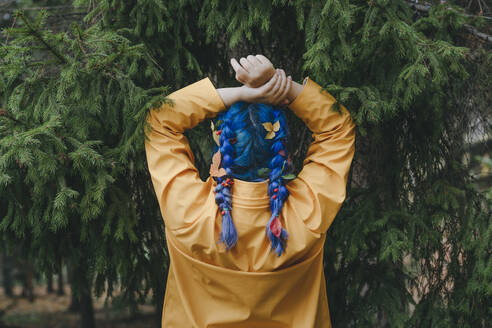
144 77 356 327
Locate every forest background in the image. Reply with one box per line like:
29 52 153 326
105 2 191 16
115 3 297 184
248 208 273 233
0 0 491 327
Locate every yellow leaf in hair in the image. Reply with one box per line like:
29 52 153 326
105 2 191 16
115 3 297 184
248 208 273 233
262 122 272 130
262 120 280 139
272 120 280 132
210 151 227 177
211 121 220 145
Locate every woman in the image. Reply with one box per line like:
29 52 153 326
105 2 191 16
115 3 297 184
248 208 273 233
144 55 356 327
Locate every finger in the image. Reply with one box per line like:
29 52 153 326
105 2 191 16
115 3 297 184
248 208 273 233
268 70 283 98
230 58 246 74
255 54 272 65
261 70 279 93
247 55 261 65
278 76 292 106
240 57 252 72
271 69 287 101
273 73 289 106
231 58 249 84
276 71 292 106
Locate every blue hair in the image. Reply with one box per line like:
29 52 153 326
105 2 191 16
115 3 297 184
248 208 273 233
212 101 290 256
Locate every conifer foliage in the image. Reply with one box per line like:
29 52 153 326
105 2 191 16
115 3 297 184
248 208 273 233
1 0 491 327
0 4 169 326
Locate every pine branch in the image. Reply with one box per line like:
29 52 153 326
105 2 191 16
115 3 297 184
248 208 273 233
406 1 492 20
0 5 88 13
0 108 26 126
464 24 492 42
15 10 68 64
405 1 492 43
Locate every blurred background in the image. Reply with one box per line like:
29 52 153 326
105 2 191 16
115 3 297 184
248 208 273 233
0 0 490 327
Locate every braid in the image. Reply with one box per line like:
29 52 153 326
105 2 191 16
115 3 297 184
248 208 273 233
214 119 238 250
266 118 290 256
211 102 291 255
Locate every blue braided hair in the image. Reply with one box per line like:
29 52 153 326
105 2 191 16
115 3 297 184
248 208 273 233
212 101 291 256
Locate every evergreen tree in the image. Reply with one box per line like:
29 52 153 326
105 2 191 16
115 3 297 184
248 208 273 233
0 4 169 327
1 0 490 327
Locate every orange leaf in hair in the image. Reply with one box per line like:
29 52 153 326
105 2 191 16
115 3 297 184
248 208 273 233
210 151 227 177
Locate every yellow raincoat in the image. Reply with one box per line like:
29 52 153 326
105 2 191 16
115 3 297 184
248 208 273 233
145 77 356 327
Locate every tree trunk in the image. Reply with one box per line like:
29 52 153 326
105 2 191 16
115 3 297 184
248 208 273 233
154 286 164 327
69 261 95 328
69 291 81 312
1 253 13 297
57 261 65 296
79 289 95 328
46 272 54 293
67 263 80 312
20 260 34 303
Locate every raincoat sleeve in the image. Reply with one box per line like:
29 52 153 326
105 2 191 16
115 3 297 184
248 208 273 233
287 77 356 234
144 78 226 231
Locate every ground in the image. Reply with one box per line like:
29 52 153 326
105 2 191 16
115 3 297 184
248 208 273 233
0 285 157 328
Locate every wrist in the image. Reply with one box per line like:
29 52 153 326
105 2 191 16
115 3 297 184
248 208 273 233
238 85 254 103
217 87 243 108
286 80 304 104
231 87 244 105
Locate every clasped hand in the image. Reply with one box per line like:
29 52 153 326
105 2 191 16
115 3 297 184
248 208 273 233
231 55 292 106
216 55 293 108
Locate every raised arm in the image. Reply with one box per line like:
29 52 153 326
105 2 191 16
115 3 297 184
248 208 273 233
286 77 356 233
144 78 227 231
